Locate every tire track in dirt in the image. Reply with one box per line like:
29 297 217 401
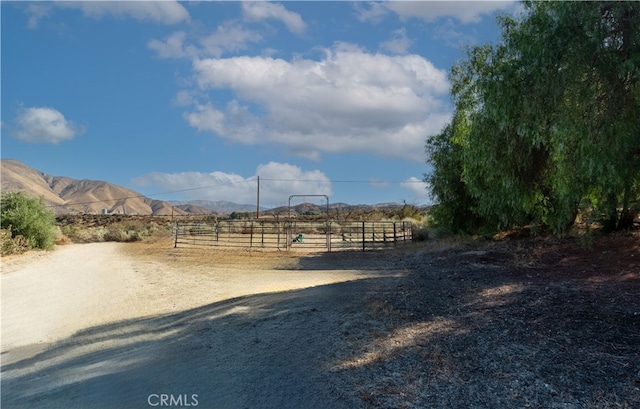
2 243 149 352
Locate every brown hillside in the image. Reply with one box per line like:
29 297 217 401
0 159 187 216
174 204 216 215
1 159 66 206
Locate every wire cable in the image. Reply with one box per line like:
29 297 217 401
45 177 425 208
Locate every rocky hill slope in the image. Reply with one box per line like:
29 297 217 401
0 159 195 215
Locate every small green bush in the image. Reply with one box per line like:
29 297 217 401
1 192 56 250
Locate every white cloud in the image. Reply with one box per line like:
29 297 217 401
148 23 262 60
401 177 431 204
199 22 263 58
13 107 85 144
132 162 331 206
173 90 199 107
182 103 227 135
25 3 52 29
353 2 389 23
184 43 451 161
147 31 198 59
380 28 412 55
356 1 515 24
242 2 307 34
256 162 332 204
56 1 190 25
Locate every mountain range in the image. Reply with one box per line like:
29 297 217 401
1 159 414 216
0 159 198 215
170 200 261 214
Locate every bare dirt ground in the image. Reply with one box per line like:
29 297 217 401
2 233 639 408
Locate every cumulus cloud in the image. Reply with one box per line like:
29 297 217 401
56 1 190 25
401 177 431 204
13 107 85 144
242 2 307 34
182 103 227 135
356 1 515 24
132 162 331 206
184 43 451 161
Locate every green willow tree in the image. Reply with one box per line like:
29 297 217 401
426 1 640 234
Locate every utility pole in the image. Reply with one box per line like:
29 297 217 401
256 176 260 219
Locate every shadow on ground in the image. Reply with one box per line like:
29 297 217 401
1 261 401 409
326 238 640 408
3 238 640 409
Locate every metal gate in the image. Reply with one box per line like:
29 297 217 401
173 220 412 252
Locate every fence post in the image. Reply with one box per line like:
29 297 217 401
277 222 281 250
393 222 397 246
174 220 179 248
362 221 366 252
372 222 376 246
250 222 254 248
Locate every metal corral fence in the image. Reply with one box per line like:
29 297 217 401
173 220 413 252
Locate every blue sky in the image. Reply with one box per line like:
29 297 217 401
2 1 515 208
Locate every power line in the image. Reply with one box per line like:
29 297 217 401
45 177 425 209
259 178 425 184
47 179 257 208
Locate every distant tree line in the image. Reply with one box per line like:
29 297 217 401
426 1 639 234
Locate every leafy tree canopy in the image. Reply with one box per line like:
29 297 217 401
426 1 640 234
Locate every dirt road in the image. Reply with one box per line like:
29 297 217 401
1 242 399 409
3 236 639 408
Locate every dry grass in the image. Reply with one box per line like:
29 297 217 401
0 228 30 256
329 232 640 408
122 236 305 271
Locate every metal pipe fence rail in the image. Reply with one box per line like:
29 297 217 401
173 220 413 252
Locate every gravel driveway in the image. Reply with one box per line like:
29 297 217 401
1 242 401 409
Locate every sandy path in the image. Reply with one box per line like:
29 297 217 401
1 243 394 408
1 243 146 349
2 243 376 352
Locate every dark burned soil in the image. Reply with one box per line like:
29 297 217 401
331 232 640 408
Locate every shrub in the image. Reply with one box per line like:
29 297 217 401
61 219 169 243
1 192 56 250
412 224 436 242
0 227 31 255
395 202 424 221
